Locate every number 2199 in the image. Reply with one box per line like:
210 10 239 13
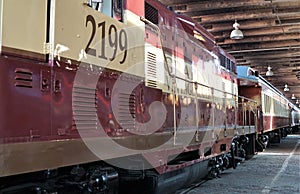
85 15 128 64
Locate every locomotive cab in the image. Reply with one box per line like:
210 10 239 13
87 0 145 25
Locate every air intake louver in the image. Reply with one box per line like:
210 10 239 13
146 52 157 88
145 2 158 25
14 68 33 88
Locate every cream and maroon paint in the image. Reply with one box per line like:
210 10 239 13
0 0 253 178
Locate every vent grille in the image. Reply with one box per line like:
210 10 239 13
14 68 33 88
145 2 158 25
118 92 136 130
146 52 157 88
73 86 98 131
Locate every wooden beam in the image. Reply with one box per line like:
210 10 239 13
248 57 300 64
224 40 300 52
214 25 300 40
159 0 198 5
232 49 300 57
236 59 247 63
207 20 300 34
187 6 300 24
265 0 300 3
235 61 300 68
244 52 300 60
246 59 300 66
240 57 300 62
207 20 277 33
242 52 300 59
205 17 300 34
218 33 300 45
242 26 300 35
228 47 300 55
279 15 300 22
191 9 274 23
219 34 300 45
276 12 300 18
172 0 265 12
249 62 300 68
164 0 299 12
236 61 251 65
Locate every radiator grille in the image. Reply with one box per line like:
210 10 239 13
73 86 98 131
118 92 136 130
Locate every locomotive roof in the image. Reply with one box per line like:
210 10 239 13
237 66 258 83
175 14 215 43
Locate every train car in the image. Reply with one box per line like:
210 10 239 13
0 0 258 193
290 104 300 132
237 66 294 145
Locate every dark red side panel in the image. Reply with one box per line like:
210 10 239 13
0 55 51 142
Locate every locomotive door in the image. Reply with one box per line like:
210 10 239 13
0 0 52 140
49 0 83 138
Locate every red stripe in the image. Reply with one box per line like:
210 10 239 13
125 0 144 16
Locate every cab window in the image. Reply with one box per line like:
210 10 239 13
87 0 123 22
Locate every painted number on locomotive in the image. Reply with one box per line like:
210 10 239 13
85 15 128 64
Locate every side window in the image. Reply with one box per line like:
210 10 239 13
247 69 254 76
220 55 225 68
87 0 103 11
113 0 123 21
87 0 123 22
231 61 236 73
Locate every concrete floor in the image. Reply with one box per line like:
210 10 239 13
176 132 300 194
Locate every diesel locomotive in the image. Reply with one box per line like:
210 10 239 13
0 0 299 193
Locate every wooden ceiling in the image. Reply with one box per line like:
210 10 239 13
159 0 300 106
